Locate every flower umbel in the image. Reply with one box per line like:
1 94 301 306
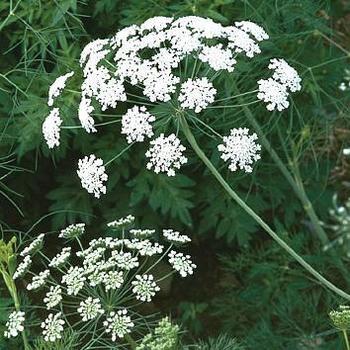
104 309 134 341
4 311 25 338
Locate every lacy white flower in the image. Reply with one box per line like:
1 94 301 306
104 309 134 341
163 229 191 244
111 251 139 270
77 297 104 321
132 274 160 302
168 250 196 277
129 229 155 239
78 97 96 133
121 106 156 143
77 154 108 198
59 223 85 239
257 78 290 111
41 312 65 342
268 58 301 92
49 247 71 268
132 239 164 256
87 270 106 287
44 286 62 309
13 255 31 279
235 21 269 41
62 266 86 295
48 71 74 106
145 133 187 176
178 77 217 113
27 269 50 290
4 311 25 338
218 128 261 173
42 108 63 149
97 78 127 111
20 233 45 256
103 270 124 291
107 215 135 229
199 44 236 72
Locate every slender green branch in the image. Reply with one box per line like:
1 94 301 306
124 333 137 349
343 329 350 350
179 115 350 301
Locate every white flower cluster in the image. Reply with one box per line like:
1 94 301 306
13 255 31 279
20 233 45 256
257 58 301 111
168 250 197 277
163 229 191 244
107 214 135 229
104 309 134 341
27 269 50 291
218 127 261 173
132 274 160 302
121 106 156 143
4 311 25 338
48 71 74 107
59 223 85 239
10 217 196 345
41 312 65 342
146 133 187 176
178 77 217 113
77 154 108 198
42 108 62 149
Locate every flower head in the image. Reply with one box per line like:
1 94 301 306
20 233 45 256
41 312 65 342
132 274 160 302
268 58 301 92
218 128 261 173
168 250 196 277
103 270 124 291
13 255 31 279
49 247 71 268
107 215 135 229
77 297 104 321
62 266 86 295
27 270 50 290
48 71 74 106
145 133 187 176
59 223 85 239
257 78 290 111
77 154 108 198
4 311 25 338
121 106 156 143
104 309 134 341
42 108 63 149
163 229 191 244
178 77 217 113
330 305 350 330
44 286 62 309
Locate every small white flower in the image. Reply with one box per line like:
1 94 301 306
234 21 269 41
129 229 155 239
48 71 74 106
44 286 62 309
96 78 127 111
132 274 160 302
168 250 196 277
41 312 65 342
121 106 156 143
59 223 85 239
13 255 31 280
178 77 217 113
339 82 347 91
49 247 71 268
268 58 301 92
42 108 63 149
107 215 135 229
77 154 108 198
145 133 187 176
343 148 350 156
87 270 106 287
104 309 134 341
133 239 164 256
78 97 96 133
4 311 25 338
163 229 191 244
199 44 236 72
257 78 290 111
20 233 45 256
77 297 104 321
27 270 50 290
62 266 86 295
218 128 261 173
103 270 124 291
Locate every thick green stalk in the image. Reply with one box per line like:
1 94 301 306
240 103 329 245
179 115 350 300
343 330 350 350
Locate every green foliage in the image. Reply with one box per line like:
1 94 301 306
194 334 244 350
30 331 80 350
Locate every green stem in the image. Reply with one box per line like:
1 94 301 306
343 329 350 350
239 102 329 245
179 115 350 300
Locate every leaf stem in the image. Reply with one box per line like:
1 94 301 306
179 115 350 301
343 329 350 350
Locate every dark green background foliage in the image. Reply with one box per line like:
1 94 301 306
1 0 350 349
